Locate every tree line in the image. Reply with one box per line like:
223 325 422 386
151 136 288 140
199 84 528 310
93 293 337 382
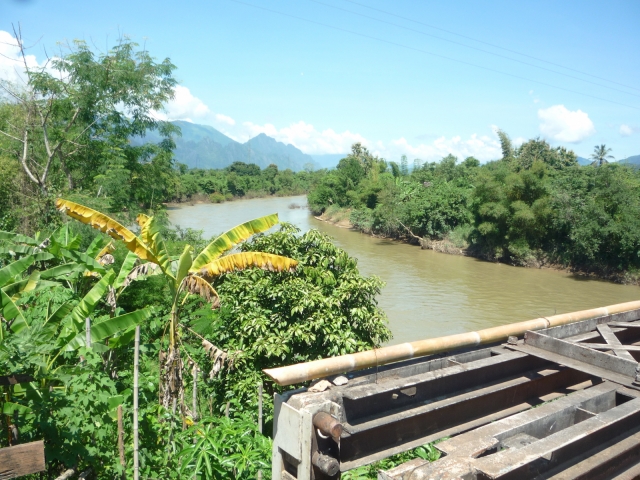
308 136 640 280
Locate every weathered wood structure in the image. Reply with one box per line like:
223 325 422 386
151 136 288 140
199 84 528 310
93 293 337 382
0 374 45 480
270 302 640 480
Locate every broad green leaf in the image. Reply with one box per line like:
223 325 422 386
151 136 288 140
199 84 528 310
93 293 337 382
46 301 74 326
113 251 139 290
137 214 172 275
0 245 37 255
41 263 86 279
86 235 111 259
33 252 56 262
176 245 193 285
0 231 38 246
1 289 27 333
56 198 160 264
0 256 35 287
57 270 115 345
2 402 32 416
198 252 298 278
108 325 137 349
190 214 280 272
60 249 106 275
63 307 152 351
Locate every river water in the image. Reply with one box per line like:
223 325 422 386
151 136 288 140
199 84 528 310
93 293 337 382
168 195 639 345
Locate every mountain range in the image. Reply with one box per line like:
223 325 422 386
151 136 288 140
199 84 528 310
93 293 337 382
578 155 640 167
137 121 346 171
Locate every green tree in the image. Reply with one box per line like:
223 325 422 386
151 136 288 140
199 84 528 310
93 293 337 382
0 30 178 208
590 144 614 167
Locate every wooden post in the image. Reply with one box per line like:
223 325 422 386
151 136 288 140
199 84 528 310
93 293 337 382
117 405 125 473
133 325 140 480
85 317 91 348
225 401 230 418
258 381 264 480
192 365 198 421
258 382 263 434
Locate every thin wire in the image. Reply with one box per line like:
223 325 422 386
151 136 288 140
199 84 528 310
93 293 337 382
343 0 640 94
227 0 640 111
306 0 640 99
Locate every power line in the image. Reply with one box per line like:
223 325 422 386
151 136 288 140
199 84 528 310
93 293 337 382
342 0 640 94
307 0 640 99
227 0 640 111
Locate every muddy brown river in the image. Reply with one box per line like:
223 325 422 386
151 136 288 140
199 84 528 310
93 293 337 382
168 195 639 345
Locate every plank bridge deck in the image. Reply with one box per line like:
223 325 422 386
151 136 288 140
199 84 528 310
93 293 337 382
272 308 640 480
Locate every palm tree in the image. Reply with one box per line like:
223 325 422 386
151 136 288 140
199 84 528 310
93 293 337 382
56 198 298 413
590 144 614 167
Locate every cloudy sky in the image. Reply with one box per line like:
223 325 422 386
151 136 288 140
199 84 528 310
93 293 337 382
1 0 639 162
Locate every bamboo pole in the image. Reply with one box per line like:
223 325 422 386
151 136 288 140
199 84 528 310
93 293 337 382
192 365 198 421
133 325 140 480
117 405 125 474
258 382 263 434
85 317 91 348
264 300 640 386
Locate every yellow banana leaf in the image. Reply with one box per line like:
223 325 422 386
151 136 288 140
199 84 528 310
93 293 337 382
198 252 298 278
56 199 159 264
180 274 220 308
190 214 279 272
94 242 115 261
136 213 172 275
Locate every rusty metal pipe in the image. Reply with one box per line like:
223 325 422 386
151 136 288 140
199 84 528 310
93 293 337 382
264 300 640 386
313 412 343 441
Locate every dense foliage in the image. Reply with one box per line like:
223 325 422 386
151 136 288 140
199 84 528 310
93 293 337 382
308 139 640 279
0 218 392 478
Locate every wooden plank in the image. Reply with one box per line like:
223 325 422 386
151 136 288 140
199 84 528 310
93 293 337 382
507 343 636 387
524 330 638 378
577 344 640 352
597 324 636 362
0 375 33 386
0 441 45 479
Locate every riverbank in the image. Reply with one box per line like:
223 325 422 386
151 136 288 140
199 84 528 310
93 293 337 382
165 191 308 208
315 206 640 286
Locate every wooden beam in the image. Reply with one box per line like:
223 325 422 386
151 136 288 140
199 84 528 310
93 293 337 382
596 324 636 362
0 374 33 386
0 441 45 479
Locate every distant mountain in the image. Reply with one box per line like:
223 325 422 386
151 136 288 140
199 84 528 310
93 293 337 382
577 154 640 168
621 154 640 168
311 154 347 169
135 120 316 171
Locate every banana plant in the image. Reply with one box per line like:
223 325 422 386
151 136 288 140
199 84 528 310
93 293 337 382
56 198 298 412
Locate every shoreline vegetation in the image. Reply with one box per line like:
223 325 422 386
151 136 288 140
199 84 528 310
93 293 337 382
309 138 640 287
316 205 640 285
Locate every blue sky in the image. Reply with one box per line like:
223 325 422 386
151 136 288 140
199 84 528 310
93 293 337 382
1 0 639 161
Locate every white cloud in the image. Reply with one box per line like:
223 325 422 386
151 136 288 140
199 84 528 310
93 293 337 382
538 105 595 143
215 113 235 126
240 120 367 155
620 124 637 137
385 133 501 162
0 30 51 86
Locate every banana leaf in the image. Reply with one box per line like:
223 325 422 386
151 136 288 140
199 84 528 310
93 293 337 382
113 251 139 290
56 270 115 346
56 199 159 264
0 255 35 287
190 214 279 272
62 307 152 351
0 231 38 246
198 252 298 278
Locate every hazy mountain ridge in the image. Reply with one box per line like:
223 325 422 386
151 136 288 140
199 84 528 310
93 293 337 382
137 120 317 171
